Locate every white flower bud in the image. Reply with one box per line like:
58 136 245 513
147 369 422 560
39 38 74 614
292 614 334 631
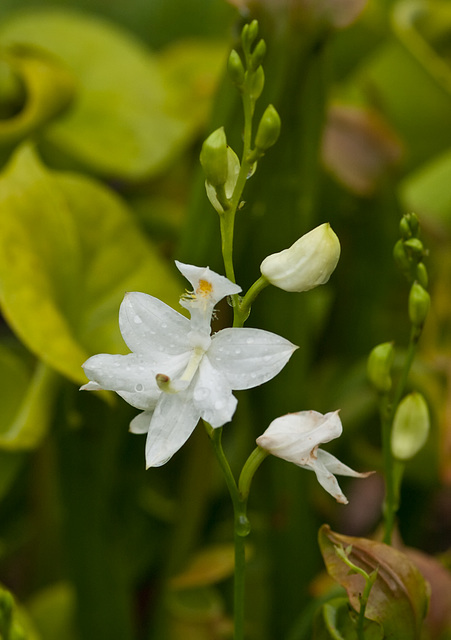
260 223 340 292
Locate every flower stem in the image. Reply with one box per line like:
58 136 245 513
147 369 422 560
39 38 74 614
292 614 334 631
238 446 269 500
206 423 251 640
220 66 258 323
382 327 419 544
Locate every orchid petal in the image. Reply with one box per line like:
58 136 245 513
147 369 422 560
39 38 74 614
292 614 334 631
195 356 237 427
129 411 152 434
175 261 241 305
302 455 349 504
145 390 201 468
316 449 374 478
256 410 343 464
119 292 191 356
82 352 162 410
80 380 103 391
209 328 297 390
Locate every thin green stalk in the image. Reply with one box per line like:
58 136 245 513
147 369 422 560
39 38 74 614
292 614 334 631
238 446 269 500
234 276 269 327
356 570 378 640
207 424 250 640
382 327 419 544
219 70 257 322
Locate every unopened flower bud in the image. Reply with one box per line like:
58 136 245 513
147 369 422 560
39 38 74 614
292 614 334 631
404 238 424 261
260 223 340 292
200 127 228 187
416 262 428 289
228 49 245 86
242 20 259 50
367 342 394 393
391 392 430 460
255 104 281 151
393 239 410 273
250 65 265 101
399 216 412 240
250 39 267 71
205 146 241 213
409 282 430 328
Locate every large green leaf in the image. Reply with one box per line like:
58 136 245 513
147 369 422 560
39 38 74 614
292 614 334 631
318 525 430 640
0 10 205 179
0 343 60 450
0 45 76 146
0 144 181 384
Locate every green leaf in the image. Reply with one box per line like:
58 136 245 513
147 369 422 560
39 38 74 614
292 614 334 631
313 597 384 640
0 45 76 146
318 525 430 640
0 144 181 384
0 10 214 180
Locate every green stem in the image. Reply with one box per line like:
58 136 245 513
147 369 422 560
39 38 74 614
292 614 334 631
207 424 250 640
234 276 270 327
219 71 257 324
238 446 269 500
356 570 378 640
382 327 419 544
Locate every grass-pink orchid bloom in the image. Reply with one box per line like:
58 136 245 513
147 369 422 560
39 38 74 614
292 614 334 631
256 410 372 504
82 261 297 468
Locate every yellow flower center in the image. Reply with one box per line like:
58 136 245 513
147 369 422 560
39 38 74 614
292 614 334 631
196 279 213 297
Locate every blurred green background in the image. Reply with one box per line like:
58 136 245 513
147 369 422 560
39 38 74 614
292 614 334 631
0 0 450 638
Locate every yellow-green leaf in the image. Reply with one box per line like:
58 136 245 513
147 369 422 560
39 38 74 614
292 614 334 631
0 10 192 179
0 144 181 384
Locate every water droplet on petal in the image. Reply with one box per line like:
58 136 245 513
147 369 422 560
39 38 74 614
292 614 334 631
134 315 142 324
235 348 241 355
194 387 210 401
135 383 144 392
246 338 254 344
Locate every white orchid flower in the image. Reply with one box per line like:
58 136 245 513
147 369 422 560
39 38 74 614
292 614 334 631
256 410 372 503
81 261 297 468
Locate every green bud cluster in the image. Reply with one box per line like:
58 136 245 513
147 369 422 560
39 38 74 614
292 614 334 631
393 213 428 283
393 213 430 331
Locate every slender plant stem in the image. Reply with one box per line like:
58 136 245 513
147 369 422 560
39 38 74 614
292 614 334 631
382 327 419 544
356 571 378 640
208 424 250 640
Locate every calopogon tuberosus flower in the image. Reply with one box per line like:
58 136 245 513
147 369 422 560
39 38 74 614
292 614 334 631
256 410 373 503
260 223 341 293
81 261 297 468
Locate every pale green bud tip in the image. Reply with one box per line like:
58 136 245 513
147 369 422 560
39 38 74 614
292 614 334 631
409 282 430 328
367 342 394 393
200 127 228 186
250 65 265 101
250 39 267 71
260 223 341 293
228 49 245 86
255 104 281 151
391 392 430 460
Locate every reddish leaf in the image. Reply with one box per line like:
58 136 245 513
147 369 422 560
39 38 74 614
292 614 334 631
318 525 429 640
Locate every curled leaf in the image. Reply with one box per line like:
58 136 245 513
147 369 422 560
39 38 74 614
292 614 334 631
318 525 429 639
